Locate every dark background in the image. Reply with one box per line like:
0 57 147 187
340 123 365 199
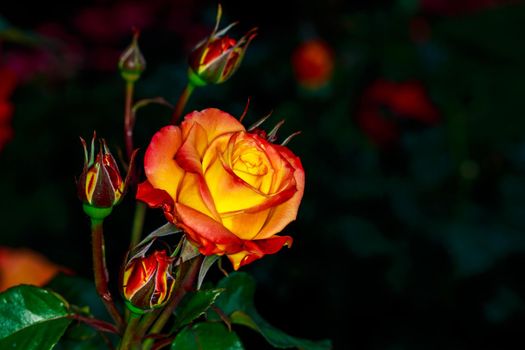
2 0 525 349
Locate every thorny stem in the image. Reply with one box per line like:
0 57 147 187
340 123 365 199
119 312 142 350
91 219 124 332
171 82 195 124
142 255 204 350
134 308 162 343
124 81 135 161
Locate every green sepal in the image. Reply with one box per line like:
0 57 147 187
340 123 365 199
83 204 113 221
124 300 149 315
187 69 208 87
120 71 141 83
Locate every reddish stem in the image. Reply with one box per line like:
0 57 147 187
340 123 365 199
91 219 124 332
124 81 135 161
142 255 203 350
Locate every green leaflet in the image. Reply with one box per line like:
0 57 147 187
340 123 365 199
209 272 332 350
0 285 72 350
171 322 244 350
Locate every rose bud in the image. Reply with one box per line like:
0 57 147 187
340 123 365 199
78 133 136 219
137 108 304 270
122 250 176 312
188 5 257 86
118 29 146 83
292 39 334 90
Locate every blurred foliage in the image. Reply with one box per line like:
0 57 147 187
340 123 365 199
2 0 525 348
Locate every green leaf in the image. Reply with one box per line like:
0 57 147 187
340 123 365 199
173 288 224 330
171 322 244 350
46 274 119 348
210 272 331 350
46 273 107 321
54 322 110 350
0 285 72 350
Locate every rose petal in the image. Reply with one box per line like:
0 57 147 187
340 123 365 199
175 122 220 220
144 125 184 200
227 235 293 270
204 148 269 213
176 172 218 220
175 203 242 246
175 122 208 172
136 181 175 222
221 209 270 240
181 108 245 143
254 146 305 239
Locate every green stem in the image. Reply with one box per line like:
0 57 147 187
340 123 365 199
91 219 124 332
133 308 162 344
119 312 142 350
124 81 135 161
142 256 203 350
171 82 195 124
130 202 147 249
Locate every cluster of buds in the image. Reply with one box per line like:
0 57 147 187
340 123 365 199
188 5 257 86
77 133 135 220
121 249 176 313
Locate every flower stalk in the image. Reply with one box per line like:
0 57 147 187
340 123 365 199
124 81 135 161
118 312 142 350
90 218 124 332
142 255 203 350
119 29 145 162
171 81 195 124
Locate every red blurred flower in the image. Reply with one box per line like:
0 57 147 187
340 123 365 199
357 79 439 146
0 66 17 152
0 247 66 292
292 39 334 89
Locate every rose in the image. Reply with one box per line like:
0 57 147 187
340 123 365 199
137 108 305 269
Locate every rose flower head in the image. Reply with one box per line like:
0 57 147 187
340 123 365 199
188 5 257 86
122 249 175 312
137 109 304 270
78 133 136 218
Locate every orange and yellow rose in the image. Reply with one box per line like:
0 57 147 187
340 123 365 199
137 108 304 269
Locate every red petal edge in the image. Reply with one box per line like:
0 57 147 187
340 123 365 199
136 181 175 222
